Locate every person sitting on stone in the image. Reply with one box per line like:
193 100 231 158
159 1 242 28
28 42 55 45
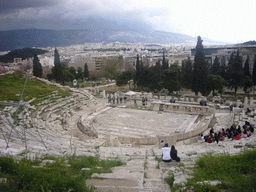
213 133 220 144
162 143 172 162
237 125 242 135
171 145 180 162
249 125 254 133
209 128 214 135
241 129 248 138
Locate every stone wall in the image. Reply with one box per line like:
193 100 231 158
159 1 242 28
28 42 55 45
150 102 215 115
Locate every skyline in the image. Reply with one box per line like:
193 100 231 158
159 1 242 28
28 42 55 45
0 0 256 44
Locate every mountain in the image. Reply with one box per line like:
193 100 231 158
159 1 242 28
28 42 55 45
243 40 256 46
0 28 198 51
0 48 47 63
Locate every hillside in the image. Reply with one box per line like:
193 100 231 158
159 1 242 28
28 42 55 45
0 28 197 51
0 47 47 63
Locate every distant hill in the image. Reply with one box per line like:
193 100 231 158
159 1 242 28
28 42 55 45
243 40 256 45
0 48 47 63
0 28 198 51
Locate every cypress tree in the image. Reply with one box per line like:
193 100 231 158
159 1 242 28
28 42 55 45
161 51 168 70
33 54 42 78
84 63 89 79
192 36 209 96
227 50 244 96
181 56 193 89
54 48 62 82
244 56 251 78
211 56 220 75
252 55 256 86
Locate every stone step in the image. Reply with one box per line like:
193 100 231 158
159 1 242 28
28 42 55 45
87 185 142 192
86 178 143 191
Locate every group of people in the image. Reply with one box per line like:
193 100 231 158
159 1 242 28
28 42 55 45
203 121 254 143
162 143 180 162
108 96 127 104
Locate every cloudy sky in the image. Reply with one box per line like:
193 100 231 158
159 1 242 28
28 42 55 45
0 0 255 43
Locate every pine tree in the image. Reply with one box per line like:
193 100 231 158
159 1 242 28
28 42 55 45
192 36 209 96
84 63 89 79
33 54 42 78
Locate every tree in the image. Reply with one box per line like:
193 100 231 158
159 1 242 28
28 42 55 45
227 50 244 96
116 70 135 89
207 74 225 96
181 57 193 89
159 63 181 93
61 64 75 84
32 54 42 78
84 63 89 79
102 56 124 79
161 51 168 70
53 48 62 83
211 56 220 75
134 55 143 89
252 56 256 86
244 56 251 78
243 76 253 93
77 67 84 80
69 67 76 80
192 36 209 96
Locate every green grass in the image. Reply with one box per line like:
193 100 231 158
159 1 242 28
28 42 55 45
186 152 197 156
0 155 124 192
164 171 174 188
185 149 256 192
0 72 71 105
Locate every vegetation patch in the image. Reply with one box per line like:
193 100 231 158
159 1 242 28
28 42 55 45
164 171 174 188
185 149 256 192
0 155 124 192
0 72 71 104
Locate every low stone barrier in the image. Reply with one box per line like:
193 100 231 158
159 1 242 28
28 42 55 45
150 102 214 115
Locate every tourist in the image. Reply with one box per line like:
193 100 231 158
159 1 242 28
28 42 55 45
237 125 242 135
241 129 248 138
171 145 180 162
234 134 241 140
120 97 122 103
124 96 127 103
245 108 251 115
162 143 172 162
112 96 115 104
142 97 145 106
229 105 233 113
249 125 254 133
200 134 204 141
209 128 214 135
145 97 148 105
